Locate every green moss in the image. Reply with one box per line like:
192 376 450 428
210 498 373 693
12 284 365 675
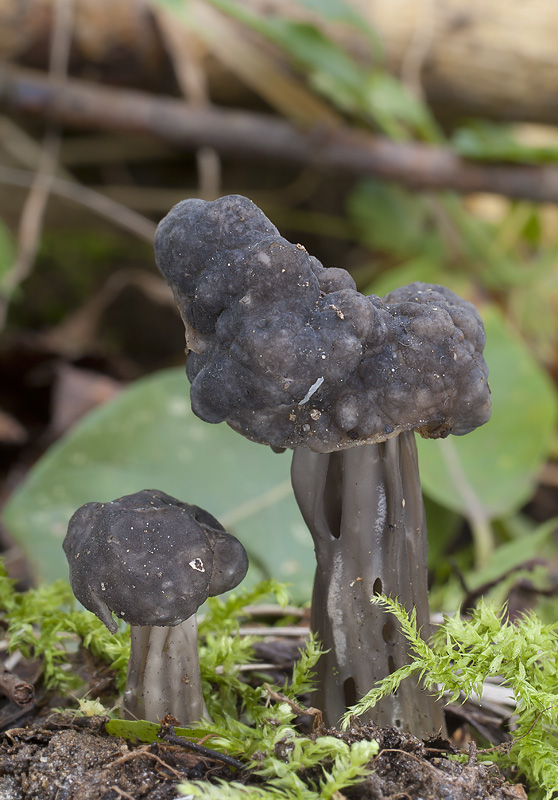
343 596 558 799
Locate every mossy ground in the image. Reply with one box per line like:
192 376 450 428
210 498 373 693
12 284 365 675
0 714 525 799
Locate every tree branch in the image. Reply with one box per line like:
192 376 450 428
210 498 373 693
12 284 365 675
3 65 558 203
0 667 35 706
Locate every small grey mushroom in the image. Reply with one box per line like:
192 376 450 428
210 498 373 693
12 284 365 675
155 195 492 735
63 489 248 724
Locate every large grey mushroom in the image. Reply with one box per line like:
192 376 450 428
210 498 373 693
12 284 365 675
63 489 248 724
154 195 491 734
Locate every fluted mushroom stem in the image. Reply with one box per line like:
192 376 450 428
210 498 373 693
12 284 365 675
122 616 209 724
291 432 445 736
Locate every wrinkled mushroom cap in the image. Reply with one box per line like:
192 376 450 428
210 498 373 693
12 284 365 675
155 195 491 454
63 489 248 633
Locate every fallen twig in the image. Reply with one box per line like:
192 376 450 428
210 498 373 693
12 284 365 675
161 727 245 771
108 787 135 800
237 625 310 637
3 66 558 203
0 668 35 707
0 165 157 242
263 683 323 726
107 746 184 779
242 604 306 619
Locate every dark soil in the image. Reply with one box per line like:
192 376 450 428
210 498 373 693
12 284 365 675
0 713 527 800
342 724 527 800
0 716 233 800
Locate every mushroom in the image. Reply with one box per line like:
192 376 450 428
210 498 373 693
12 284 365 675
63 489 248 724
154 195 491 734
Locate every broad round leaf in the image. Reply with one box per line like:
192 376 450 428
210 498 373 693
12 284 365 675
418 307 557 519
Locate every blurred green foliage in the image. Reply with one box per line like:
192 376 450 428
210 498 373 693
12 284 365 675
453 120 558 164
9 229 152 328
0 219 15 302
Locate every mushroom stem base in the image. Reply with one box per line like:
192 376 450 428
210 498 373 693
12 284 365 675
291 432 445 736
123 617 209 724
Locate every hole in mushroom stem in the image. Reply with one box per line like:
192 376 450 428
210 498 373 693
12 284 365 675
377 441 386 460
373 578 383 596
323 452 343 539
382 621 394 643
343 677 357 708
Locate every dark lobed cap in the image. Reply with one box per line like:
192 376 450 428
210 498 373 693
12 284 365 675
155 195 491 454
63 489 248 633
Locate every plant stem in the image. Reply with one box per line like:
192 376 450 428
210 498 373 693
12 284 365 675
122 617 208 724
438 437 494 567
291 432 445 735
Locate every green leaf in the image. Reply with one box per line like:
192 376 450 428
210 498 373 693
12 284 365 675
2 369 314 601
453 121 558 164
203 0 438 139
209 0 369 116
364 72 442 142
348 181 445 262
294 0 372 29
417 306 558 519
149 0 187 14
105 719 209 744
467 519 557 592
0 219 15 297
